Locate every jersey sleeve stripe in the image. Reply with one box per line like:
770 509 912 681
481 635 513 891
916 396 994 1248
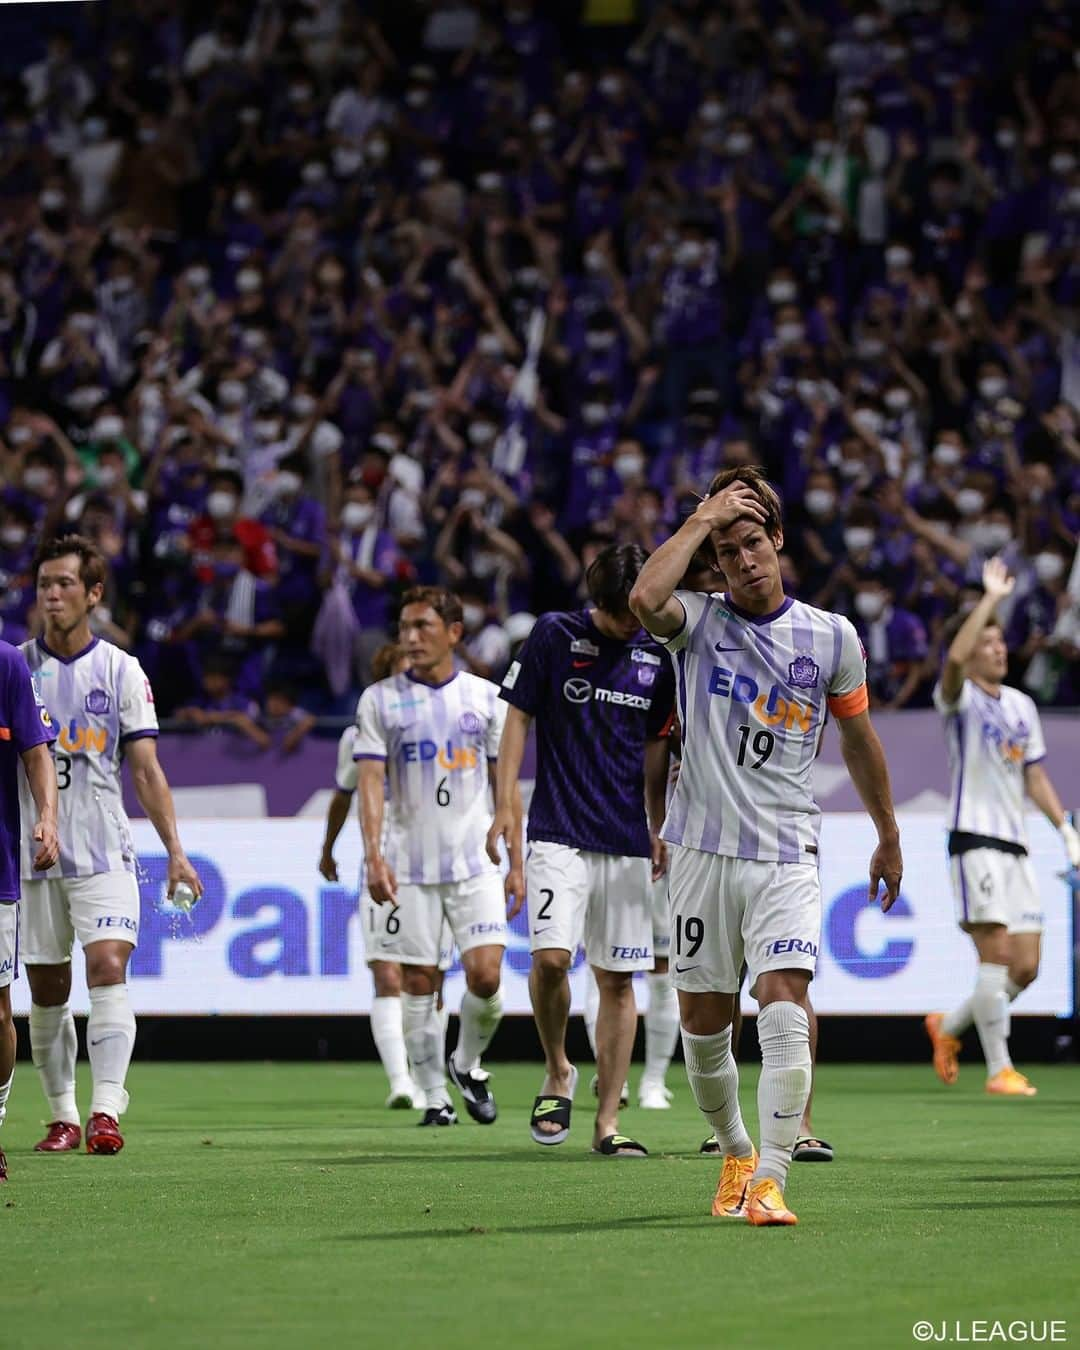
826 685 868 719
1023 754 1046 766
119 729 158 743
354 752 387 762
652 597 688 646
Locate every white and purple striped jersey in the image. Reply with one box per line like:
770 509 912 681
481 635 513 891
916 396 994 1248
658 591 868 863
933 679 1045 850
353 671 506 884
18 637 158 879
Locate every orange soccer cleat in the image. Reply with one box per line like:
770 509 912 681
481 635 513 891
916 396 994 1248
712 1148 758 1219
745 1178 798 1227
925 1012 962 1086
986 1067 1037 1097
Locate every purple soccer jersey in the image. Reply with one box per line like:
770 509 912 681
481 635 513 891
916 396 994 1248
500 610 675 858
0 640 55 901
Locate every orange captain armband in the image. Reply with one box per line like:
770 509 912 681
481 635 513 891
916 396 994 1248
826 685 869 720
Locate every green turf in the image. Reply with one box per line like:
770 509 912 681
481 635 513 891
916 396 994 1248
3 1061 1078 1350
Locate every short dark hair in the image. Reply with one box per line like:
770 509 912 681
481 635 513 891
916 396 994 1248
705 465 783 535
399 585 463 629
941 610 1003 649
34 534 107 593
585 542 648 614
371 642 407 682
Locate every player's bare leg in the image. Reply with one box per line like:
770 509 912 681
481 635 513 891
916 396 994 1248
591 966 644 1155
401 963 455 1124
529 948 575 1137
447 944 503 1123
83 938 137 1153
0 985 15 1180
27 959 82 1151
368 960 421 1109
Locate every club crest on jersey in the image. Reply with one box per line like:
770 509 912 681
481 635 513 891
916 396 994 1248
459 711 483 735
788 655 819 690
630 649 660 666
85 688 111 715
636 665 656 687
570 639 599 657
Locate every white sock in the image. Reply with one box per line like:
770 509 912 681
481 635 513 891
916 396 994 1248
584 972 599 1059
681 1026 754 1158
453 989 502 1075
87 985 136 1118
753 1002 811 1188
370 996 411 1089
944 973 1025 1039
1005 975 1023 1002
29 1001 79 1124
642 972 680 1087
401 993 449 1107
0 1070 11 1129
972 963 1011 1077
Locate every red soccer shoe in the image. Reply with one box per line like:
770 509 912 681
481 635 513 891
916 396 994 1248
85 1113 124 1155
34 1121 82 1152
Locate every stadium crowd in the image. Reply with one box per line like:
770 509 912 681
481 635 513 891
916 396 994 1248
0 0 1077 719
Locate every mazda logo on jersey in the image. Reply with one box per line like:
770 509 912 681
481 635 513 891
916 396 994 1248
563 678 593 704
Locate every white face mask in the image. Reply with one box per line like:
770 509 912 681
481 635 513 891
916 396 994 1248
39 189 66 212
1050 151 1076 176
291 394 316 418
776 321 805 346
885 247 911 269
1033 553 1065 583
843 527 874 553
97 464 120 487
207 491 237 520
851 408 883 435
585 329 616 351
92 416 125 441
343 501 374 532
767 280 797 305
476 172 501 193
186 265 211 290
219 380 246 409
614 454 644 481
24 466 52 492
82 117 107 142
955 489 986 517
583 249 607 274
301 161 327 184
933 442 964 467
418 158 441 181
0 526 27 549
978 376 1007 401
276 471 302 496
675 240 704 267
405 88 429 108
460 488 487 511
856 338 886 361
726 131 752 155
239 107 261 126
468 423 496 447
462 603 485 631
974 522 1013 554
995 128 1017 150
477 334 502 358
530 113 554 135
254 419 280 443
236 269 261 294
582 403 610 427
884 388 912 413
700 100 724 125
233 190 254 212
855 591 886 620
805 489 835 517
8 425 33 445
371 432 400 455
69 386 106 411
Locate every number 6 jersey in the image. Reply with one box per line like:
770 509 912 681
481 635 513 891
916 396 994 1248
659 590 868 863
353 670 506 884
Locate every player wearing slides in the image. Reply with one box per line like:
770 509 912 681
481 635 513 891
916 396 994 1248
0 640 59 1182
925 557 1080 1097
488 543 676 1158
630 467 902 1225
20 536 202 1156
355 588 519 1127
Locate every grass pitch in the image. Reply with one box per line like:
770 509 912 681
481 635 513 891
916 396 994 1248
3 1061 1078 1350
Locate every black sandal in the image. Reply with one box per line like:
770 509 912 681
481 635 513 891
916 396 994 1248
529 1066 578 1146
792 1135 834 1162
591 1133 649 1158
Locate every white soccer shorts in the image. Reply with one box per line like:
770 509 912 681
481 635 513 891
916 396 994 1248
0 903 17 989
651 874 671 958
370 871 506 967
950 847 1043 934
667 845 821 997
20 872 141 965
361 888 454 971
526 840 654 973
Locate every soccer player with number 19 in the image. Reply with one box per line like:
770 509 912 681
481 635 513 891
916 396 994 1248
630 467 903 1226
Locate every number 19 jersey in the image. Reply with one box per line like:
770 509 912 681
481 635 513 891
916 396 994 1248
353 670 506 885
659 591 868 863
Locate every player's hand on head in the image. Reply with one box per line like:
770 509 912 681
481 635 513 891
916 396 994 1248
981 556 1015 601
694 484 767 533
868 837 903 912
32 819 59 871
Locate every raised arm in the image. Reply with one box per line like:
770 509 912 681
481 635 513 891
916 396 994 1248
835 710 902 910
125 737 202 900
939 557 1014 704
629 484 767 636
